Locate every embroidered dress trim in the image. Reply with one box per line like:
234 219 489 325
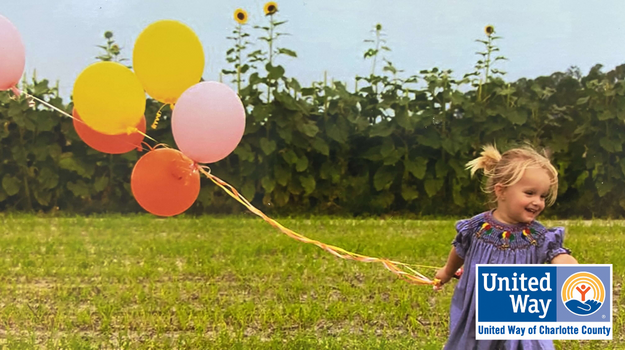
475 210 544 250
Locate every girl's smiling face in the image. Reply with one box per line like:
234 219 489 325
494 167 552 224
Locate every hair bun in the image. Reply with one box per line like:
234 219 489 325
466 144 502 177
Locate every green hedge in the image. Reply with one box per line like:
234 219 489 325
2 63 625 218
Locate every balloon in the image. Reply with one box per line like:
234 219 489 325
133 20 204 104
72 109 146 154
73 62 145 135
0 14 26 90
172 82 245 164
131 148 200 217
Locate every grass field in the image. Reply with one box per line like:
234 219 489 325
0 214 622 349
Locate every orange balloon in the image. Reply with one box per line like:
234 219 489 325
131 148 200 217
73 109 146 154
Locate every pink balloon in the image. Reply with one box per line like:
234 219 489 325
0 15 26 90
172 81 245 164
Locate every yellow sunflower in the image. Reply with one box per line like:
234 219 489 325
484 25 495 36
264 2 278 16
234 9 248 24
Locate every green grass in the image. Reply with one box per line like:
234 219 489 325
0 214 622 349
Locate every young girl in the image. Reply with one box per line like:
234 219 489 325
435 144 578 350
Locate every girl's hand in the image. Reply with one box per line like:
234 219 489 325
434 268 453 291
433 267 464 291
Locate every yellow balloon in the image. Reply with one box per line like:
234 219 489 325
73 62 146 135
133 20 205 104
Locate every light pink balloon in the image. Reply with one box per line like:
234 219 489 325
172 81 246 164
0 15 26 90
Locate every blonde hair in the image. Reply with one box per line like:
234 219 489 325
466 143 559 207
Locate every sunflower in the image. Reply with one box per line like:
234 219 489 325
264 1 278 16
484 25 495 36
234 9 248 24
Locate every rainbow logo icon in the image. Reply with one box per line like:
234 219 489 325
561 272 605 316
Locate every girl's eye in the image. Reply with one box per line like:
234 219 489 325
525 192 534 195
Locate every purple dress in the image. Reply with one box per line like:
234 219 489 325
444 210 572 350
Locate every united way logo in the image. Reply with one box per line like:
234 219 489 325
476 264 613 340
561 272 605 316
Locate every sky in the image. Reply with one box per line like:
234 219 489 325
3 0 625 101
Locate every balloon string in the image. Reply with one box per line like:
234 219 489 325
17 89 76 121
140 142 170 152
151 103 167 130
135 130 159 143
196 165 441 286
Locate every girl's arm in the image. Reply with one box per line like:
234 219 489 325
434 247 464 288
551 253 578 264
